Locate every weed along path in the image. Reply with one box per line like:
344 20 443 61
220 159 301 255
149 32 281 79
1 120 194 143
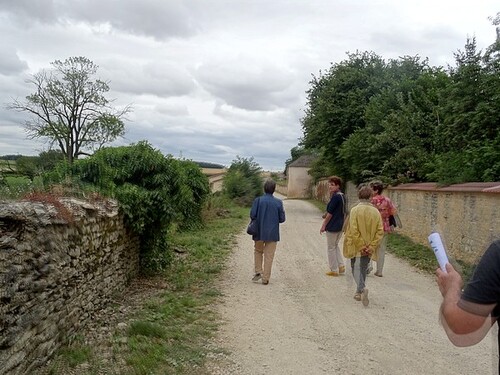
207 196 497 375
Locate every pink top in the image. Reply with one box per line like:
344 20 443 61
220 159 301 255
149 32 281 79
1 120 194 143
371 194 396 233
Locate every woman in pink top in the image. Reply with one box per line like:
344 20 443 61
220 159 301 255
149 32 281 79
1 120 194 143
369 180 397 277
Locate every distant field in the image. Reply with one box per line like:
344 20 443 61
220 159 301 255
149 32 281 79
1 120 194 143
0 175 42 200
201 167 226 176
0 159 17 172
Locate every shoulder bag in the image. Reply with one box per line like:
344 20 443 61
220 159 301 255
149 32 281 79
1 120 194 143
246 198 260 235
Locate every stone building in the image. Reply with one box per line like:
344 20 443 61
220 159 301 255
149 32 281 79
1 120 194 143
286 155 316 199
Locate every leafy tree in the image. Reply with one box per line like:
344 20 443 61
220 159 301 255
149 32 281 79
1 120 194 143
38 150 65 173
336 55 447 183
301 51 387 178
436 38 484 152
223 156 262 205
300 19 500 185
9 56 131 164
433 36 500 182
15 156 38 180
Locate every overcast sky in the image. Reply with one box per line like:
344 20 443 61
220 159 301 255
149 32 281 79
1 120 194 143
0 1 498 171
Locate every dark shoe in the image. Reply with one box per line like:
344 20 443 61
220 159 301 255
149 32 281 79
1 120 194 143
374 272 383 277
262 280 269 285
361 288 369 306
366 266 373 275
252 273 262 282
339 265 346 274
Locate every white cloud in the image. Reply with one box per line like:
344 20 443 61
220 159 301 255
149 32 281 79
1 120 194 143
0 0 498 171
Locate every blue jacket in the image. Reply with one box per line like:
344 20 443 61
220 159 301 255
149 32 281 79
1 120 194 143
250 193 285 241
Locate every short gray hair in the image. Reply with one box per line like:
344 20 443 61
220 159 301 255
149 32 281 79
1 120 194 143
358 184 373 200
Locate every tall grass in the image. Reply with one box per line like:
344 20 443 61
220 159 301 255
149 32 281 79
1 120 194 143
0 175 39 199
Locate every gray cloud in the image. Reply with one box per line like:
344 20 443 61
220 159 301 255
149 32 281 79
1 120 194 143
103 60 196 97
0 48 29 76
196 60 297 111
0 0 58 24
0 0 498 171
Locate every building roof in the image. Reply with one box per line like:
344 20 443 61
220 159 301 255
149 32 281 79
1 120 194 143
389 182 500 194
288 155 316 168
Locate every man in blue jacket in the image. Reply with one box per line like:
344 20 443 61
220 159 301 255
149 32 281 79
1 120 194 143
250 179 286 285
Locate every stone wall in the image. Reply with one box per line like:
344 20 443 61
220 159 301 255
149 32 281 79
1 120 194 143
313 180 500 264
387 184 500 264
0 198 140 375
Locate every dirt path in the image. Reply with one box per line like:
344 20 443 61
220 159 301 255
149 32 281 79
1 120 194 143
208 196 498 375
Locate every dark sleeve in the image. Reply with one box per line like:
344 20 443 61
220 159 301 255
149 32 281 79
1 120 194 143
250 198 259 219
459 240 500 317
278 200 285 223
326 194 340 214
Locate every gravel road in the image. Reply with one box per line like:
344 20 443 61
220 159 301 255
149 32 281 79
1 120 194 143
207 195 498 375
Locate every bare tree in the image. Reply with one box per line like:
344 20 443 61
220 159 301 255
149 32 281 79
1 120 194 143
8 56 132 164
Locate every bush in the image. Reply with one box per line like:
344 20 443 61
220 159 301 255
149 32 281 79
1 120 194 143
42 141 211 272
223 156 262 206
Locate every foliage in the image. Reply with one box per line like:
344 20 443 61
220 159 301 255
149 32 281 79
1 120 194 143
7 150 66 183
195 161 225 169
14 156 38 180
8 56 131 164
0 155 23 161
387 233 475 282
223 156 263 206
42 141 211 272
298 30 500 184
301 51 387 180
0 175 42 199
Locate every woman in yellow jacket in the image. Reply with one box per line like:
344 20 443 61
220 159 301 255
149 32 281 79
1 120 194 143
343 185 384 306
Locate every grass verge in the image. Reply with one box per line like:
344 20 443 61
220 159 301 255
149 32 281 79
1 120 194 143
44 196 248 375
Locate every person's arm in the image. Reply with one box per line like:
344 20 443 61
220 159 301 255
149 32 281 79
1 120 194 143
388 197 397 216
368 214 384 252
437 263 496 346
320 213 332 234
250 198 259 219
320 197 337 233
279 201 285 223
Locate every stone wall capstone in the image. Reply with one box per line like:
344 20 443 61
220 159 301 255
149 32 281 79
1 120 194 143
0 198 140 375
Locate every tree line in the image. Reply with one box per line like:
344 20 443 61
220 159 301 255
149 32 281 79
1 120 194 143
298 22 500 185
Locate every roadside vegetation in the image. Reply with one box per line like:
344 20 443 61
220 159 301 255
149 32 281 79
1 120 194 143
295 21 500 186
43 194 248 375
17 154 259 374
2 148 476 374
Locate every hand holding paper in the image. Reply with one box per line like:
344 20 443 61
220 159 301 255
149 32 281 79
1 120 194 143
428 232 449 272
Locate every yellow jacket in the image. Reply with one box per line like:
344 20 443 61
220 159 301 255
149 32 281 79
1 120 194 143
343 201 384 260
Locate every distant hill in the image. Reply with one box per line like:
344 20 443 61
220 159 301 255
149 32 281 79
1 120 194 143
194 161 226 169
0 155 23 161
